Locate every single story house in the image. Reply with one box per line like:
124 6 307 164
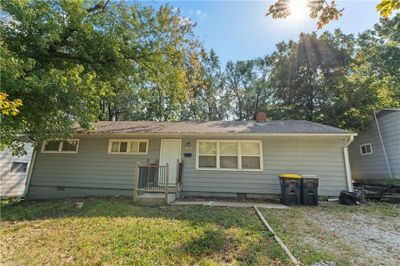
26 113 357 202
0 143 34 198
349 108 400 181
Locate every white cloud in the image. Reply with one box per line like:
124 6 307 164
189 9 208 20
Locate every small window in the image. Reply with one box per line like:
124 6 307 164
108 139 148 154
61 140 79 152
44 141 60 151
42 139 79 153
11 162 28 172
360 143 373 155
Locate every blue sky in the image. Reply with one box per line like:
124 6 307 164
142 0 382 65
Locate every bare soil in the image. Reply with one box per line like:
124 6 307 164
310 211 400 265
263 203 400 265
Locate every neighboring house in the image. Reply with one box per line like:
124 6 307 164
26 113 357 201
349 108 400 181
0 144 34 198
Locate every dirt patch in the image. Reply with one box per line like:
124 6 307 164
311 211 400 265
263 203 400 265
179 195 280 203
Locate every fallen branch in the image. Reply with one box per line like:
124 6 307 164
254 206 300 266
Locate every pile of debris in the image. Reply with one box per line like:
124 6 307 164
353 181 400 202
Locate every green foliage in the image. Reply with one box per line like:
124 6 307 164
225 57 273 121
266 16 400 130
181 49 230 120
267 0 344 29
1 0 398 147
267 0 399 29
0 0 201 153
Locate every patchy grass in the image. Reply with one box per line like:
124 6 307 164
314 201 400 217
0 198 289 265
261 202 400 265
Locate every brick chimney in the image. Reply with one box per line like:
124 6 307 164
255 111 267 123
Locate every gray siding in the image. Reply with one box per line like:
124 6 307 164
0 144 33 198
349 111 400 180
29 136 161 191
181 136 347 196
28 135 349 199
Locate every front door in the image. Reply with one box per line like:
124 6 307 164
159 139 182 186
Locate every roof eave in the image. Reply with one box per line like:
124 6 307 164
75 132 357 137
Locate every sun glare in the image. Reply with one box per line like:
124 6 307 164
288 0 309 21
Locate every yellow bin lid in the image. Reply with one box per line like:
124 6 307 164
278 173 302 179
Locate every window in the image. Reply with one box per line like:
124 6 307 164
220 142 238 169
108 139 148 154
197 140 262 171
11 162 28 172
360 143 373 155
198 142 217 168
241 142 261 169
42 139 79 153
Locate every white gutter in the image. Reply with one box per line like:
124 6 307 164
374 110 393 179
343 136 354 192
23 148 37 198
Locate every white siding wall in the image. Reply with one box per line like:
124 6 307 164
0 144 33 198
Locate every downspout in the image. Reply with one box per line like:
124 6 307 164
343 136 354 192
373 110 393 179
23 148 37 198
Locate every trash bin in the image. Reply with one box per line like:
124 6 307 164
278 173 302 206
301 175 319 206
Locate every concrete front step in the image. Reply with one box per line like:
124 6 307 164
134 192 176 206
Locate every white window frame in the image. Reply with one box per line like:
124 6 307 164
41 139 80 154
360 143 373 156
196 140 263 171
107 139 149 155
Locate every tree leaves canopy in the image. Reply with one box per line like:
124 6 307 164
1 0 202 152
267 0 399 29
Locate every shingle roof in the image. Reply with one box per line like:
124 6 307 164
376 108 399 118
76 120 354 135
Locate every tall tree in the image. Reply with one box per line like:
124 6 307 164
225 60 256 121
0 0 201 152
268 31 354 122
267 21 399 130
186 49 228 120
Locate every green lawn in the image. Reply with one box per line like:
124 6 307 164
0 198 289 266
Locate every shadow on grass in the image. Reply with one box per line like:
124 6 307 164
1 197 285 265
0 197 263 231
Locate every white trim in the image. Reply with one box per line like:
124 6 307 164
359 143 373 156
23 148 37 197
160 139 182 185
374 109 392 179
196 139 263 172
159 139 182 161
343 136 354 192
107 139 149 155
41 139 79 154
